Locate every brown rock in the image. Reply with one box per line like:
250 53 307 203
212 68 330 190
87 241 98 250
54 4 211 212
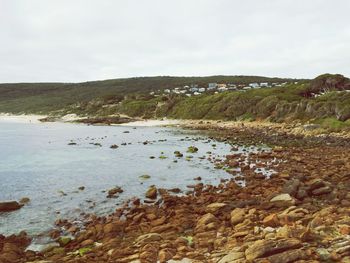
265 248 306 263
206 203 227 214
146 186 158 199
0 201 23 212
103 221 124 235
263 214 280 227
80 239 94 247
245 238 302 260
158 248 175 262
270 194 295 207
230 208 246 226
196 213 218 231
135 233 162 246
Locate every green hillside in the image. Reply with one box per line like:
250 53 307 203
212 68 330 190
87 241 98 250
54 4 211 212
0 76 298 113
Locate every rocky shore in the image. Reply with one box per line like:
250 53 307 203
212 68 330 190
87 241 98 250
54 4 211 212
1 122 350 262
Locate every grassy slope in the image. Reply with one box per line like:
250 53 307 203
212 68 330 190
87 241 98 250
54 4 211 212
116 82 350 131
0 76 297 114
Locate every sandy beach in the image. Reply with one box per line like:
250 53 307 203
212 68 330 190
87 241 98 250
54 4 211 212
0 114 46 124
118 119 181 127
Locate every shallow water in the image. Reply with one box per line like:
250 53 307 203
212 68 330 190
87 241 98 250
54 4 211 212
0 121 247 239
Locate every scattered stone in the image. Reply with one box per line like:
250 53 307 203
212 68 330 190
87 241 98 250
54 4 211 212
145 186 158 199
187 146 198 153
19 197 30 205
139 174 151 180
107 186 123 198
0 201 23 212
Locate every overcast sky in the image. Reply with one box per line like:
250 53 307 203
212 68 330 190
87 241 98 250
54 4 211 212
1 0 349 83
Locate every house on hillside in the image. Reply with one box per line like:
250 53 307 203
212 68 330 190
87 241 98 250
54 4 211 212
228 84 237 90
260 82 269 87
208 83 217 90
249 83 260 88
198 87 206 93
218 87 228 92
164 89 171 93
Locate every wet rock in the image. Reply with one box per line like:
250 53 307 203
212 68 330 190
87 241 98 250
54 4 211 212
0 201 23 212
78 186 85 191
145 186 158 199
187 146 198 153
245 238 302 260
19 197 30 205
174 151 184 157
139 174 151 180
110 144 119 149
107 186 123 198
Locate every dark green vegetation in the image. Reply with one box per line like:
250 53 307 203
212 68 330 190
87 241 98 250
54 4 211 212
1 74 350 131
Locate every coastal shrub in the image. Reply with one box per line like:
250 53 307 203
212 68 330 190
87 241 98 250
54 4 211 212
314 117 350 132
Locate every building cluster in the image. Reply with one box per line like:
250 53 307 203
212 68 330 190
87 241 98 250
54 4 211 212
150 81 294 97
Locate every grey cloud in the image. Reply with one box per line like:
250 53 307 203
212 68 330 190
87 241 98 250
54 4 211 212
0 0 349 82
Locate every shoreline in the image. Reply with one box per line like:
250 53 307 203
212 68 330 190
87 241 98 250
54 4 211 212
2 121 350 262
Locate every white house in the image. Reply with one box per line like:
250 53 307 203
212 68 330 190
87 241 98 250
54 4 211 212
198 87 206 92
249 83 260 88
164 89 171 93
193 92 201 96
218 87 228 92
260 82 269 87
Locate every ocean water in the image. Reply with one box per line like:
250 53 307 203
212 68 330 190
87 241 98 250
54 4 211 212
0 121 238 238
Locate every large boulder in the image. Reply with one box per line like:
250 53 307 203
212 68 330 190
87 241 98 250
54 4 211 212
0 201 23 212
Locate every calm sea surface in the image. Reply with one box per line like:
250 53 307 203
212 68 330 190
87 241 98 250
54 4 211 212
0 121 241 239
